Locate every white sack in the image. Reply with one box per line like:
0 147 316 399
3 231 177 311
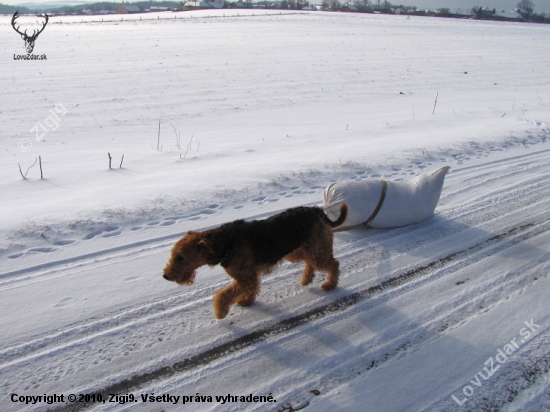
324 166 450 229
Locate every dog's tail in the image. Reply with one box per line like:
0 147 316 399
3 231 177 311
327 203 348 228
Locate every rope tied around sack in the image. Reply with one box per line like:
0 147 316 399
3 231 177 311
363 180 387 228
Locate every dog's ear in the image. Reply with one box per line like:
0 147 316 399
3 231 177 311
198 238 215 255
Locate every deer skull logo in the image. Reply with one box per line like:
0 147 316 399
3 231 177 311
11 11 49 54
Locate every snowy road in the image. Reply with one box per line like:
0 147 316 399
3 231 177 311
2 143 550 412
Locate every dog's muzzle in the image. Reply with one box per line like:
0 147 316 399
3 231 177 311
163 271 196 285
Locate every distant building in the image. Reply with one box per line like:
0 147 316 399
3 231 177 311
185 0 224 9
116 5 141 14
392 6 407 14
340 3 358 12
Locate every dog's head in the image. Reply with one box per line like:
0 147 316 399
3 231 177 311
163 231 215 285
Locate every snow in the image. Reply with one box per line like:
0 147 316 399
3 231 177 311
1 10 549 412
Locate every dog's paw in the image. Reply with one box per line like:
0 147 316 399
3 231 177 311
301 274 315 286
214 307 229 319
213 299 230 319
321 282 337 291
235 295 256 307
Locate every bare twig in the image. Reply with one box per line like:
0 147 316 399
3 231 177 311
18 157 38 179
39 155 43 179
18 164 25 179
108 152 112 169
432 91 439 115
518 104 526 121
119 155 124 168
536 89 544 106
157 120 161 151
172 125 181 149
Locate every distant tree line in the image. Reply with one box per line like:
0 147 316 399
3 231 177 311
0 3 33 14
1 1 182 15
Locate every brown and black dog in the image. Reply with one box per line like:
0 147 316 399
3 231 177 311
163 203 347 319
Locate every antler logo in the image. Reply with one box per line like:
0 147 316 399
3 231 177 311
11 11 49 54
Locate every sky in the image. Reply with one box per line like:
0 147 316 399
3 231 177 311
4 0 550 13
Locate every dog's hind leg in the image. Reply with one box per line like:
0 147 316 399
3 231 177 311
319 258 339 291
304 225 340 291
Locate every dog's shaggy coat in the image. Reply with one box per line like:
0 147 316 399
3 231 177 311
163 204 348 319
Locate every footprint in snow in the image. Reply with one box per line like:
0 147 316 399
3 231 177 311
104 225 120 232
101 226 121 238
28 247 58 253
83 230 103 240
53 239 76 246
102 230 121 238
161 220 177 226
200 209 218 215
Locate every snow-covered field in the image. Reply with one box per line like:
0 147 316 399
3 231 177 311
1 10 550 412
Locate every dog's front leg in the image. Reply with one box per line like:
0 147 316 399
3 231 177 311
213 281 241 319
234 275 260 307
213 275 259 319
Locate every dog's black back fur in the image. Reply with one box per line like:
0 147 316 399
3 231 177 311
202 206 345 268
